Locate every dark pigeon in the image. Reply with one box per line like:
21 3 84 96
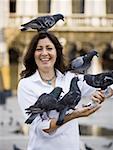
13 144 22 150
25 87 63 124
71 50 99 74
56 76 81 126
20 13 64 32
102 142 113 148
8 116 13 126
84 143 94 150
84 70 113 97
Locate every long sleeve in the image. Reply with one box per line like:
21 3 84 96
17 79 52 131
17 80 38 119
110 84 113 90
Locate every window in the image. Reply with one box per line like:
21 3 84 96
38 0 51 13
72 0 84 13
106 0 113 13
10 0 16 13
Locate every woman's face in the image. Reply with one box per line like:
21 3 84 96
34 37 57 72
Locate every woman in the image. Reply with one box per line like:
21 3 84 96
17 31 112 150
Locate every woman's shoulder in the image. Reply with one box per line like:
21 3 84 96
18 73 37 87
64 71 75 77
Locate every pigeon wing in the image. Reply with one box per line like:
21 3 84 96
44 16 55 28
71 57 84 69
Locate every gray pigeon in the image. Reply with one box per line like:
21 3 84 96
71 50 99 74
102 142 113 148
13 144 22 150
56 76 81 126
21 13 64 32
84 70 113 97
84 70 113 90
25 87 63 124
84 143 94 150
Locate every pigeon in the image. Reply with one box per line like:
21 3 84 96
56 76 81 126
70 50 99 74
25 87 63 124
0 121 4 126
102 142 113 148
13 144 22 150
84 70 113 97
20 13 64 32
8 116 13 126
84 143 94 150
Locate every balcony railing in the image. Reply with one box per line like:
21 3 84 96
8 13 113 31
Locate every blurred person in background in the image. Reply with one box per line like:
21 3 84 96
102 42 113 71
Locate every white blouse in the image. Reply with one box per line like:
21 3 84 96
17 70 104 150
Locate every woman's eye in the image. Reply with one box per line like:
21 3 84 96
36 48 42 51
47 47 52 50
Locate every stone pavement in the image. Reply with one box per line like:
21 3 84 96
0 96 113 150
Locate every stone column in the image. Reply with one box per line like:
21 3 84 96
16 0 38 24
0 0 10 91
51 0 72 16
51 0 72 26
85 0 106 16
85 0 106 26
84 0 105 73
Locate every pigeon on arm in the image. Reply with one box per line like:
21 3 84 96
56 76 81 126
20 13 64 32
25 87 63 124
71 50 99 74
84 70 113 97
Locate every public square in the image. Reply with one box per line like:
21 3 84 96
0 95 113 150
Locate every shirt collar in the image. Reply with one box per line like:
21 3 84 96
31 69 64 82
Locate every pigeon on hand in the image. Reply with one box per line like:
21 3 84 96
25 87 63 124
84 70 113 97
56 76 81 126
20 13 64 32
71 50 99 74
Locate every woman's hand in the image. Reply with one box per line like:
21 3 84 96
91 90 105 104
43 104 101 133
105 87 113 98
72 104 101 118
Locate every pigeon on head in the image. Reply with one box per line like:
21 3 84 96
20 13 64 32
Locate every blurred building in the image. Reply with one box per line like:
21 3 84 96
0 0 113 93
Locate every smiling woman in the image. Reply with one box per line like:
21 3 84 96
17 31 110 150
34 37 57 75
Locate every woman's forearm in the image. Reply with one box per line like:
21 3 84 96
43 104 101 133
43 112 75 133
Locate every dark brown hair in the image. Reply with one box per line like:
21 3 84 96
20 31 66 78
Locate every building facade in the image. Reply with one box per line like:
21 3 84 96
0 0 113 93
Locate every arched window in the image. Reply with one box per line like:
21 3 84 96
9 0 16 13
